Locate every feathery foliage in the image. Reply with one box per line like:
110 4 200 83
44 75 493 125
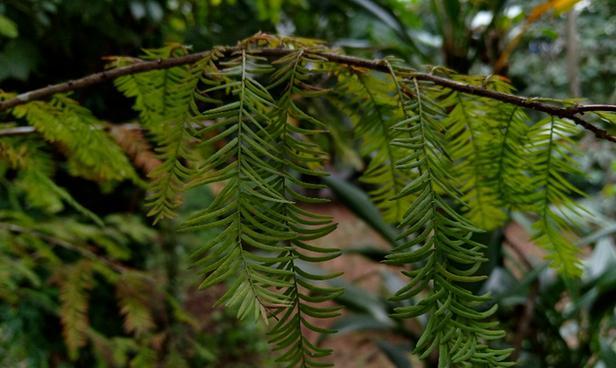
0 208 208 365
484 106 531 210
57 260 94 360
336 69 412 224
113 45 209 222
527 117 585 276
116 271 156 336
266 49 342 367
179 49 295 322
384 76 512 367
111 45 196 137
179 47 342 367
12 95 136 183
2 34 613 367
441 82 507 230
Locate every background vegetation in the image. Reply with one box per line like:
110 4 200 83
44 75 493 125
0 1 614 367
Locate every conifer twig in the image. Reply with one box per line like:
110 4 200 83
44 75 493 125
1 45 614 142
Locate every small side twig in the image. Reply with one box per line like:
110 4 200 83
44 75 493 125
0 43 614 142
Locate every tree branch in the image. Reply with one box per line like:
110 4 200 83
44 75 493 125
1 46 614 142
0 50 210 111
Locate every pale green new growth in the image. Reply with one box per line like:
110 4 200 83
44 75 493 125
528 117 585 276
12 95 136 183
113 45 209 222
338 70 413 224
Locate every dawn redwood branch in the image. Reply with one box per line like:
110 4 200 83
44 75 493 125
401 73 616 142
565 104 616 113
1 46 614 142
0 50 210 111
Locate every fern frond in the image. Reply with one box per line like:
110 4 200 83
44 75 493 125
180 50 293 322
143 50 222 222
57 260 94 360
113 46 222 222
386 75 512 367
12 95 136 182
431 73 533 219
145 119 197 222
486 106 532 209
267 50 342 367
442 91 506 230
527 117 584 277
111 45 195 138
335 70 412 224
116 271 155 336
